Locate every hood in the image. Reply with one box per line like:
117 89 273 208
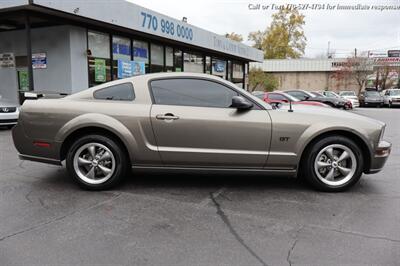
0 99 19 108
343 96 358 100
277 103 385 127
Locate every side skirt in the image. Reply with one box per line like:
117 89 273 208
131 165 297 177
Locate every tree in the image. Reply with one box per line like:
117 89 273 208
373 61 399 90
333 56 373 96
253 8 306 59
248 67 279 92
224 32 243 42
248 30 266 49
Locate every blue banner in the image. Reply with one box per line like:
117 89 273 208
117 59 145 79
133 47 148 59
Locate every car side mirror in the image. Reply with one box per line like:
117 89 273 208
304 96 310 100
231 96 253 110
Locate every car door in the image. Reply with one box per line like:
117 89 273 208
149 77 272 168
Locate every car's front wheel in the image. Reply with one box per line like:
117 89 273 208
302 136 364 192
66 134 128 190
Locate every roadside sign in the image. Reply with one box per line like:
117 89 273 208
0 53 15 68
32 53 47 69
94 58 106 82
388 50 400 58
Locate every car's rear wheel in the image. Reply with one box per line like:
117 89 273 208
302 136 364 192
66 134 128 190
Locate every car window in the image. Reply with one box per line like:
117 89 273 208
390 90 400 96
365 91 380 97
94 83 135 101
268 93 286 101
150 78 239 108
341 91 355 96
287 91 307 100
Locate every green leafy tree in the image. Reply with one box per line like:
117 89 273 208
248 67 278 92
224 32 243 42
248 30 266 49
250 8 306 59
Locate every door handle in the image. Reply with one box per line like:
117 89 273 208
156 113 180 120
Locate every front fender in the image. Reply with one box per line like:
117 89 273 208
295 123 374 167
55 113 137 162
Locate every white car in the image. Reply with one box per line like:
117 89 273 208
383 89 400 107
0 98 20 129
338 91 360 108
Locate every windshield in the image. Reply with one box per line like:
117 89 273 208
340 91 356 96
365 91 380 97
252 91 265 99
390 90 400 96
310 92 324 97
280 92 300 102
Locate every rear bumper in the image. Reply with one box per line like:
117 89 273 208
18 154 62 165
365 140 391 174
363 101 384 106
12 123 62 164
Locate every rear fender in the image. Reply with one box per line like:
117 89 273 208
55 113 137 162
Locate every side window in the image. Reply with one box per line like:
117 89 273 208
268 93 286 101
288 91 306 100
150 78 239 108
94 83 135 101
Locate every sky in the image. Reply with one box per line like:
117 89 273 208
128 0 400 58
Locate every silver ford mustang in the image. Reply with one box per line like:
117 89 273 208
12 73 391 192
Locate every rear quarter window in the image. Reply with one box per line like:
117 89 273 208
94 83 135 101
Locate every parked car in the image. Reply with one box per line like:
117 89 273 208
382 88 400 108
0 97 20 129
338 91 360 108
359 90 384 107
317 91 354 109
252 91 329 107
284 90 348 109
13 73 391 192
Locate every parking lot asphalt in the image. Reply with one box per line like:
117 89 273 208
0 108 399 266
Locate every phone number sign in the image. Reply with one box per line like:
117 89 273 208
140 11 193 41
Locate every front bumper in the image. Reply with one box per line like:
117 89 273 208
0 111 19 125
365 140 391 174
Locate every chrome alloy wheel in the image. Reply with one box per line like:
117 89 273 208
73 142 116 185
314 144 357 186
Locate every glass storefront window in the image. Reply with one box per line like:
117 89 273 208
174 49 183 72
227 60 232 81
233 63 243 79
205 56 211 74
133 40 149 73
112 36 131 80
184 52 203 73
88 31 111 87
88 31 110 58
150 43 164 73
113 36 131 61
212 58 226 78
165 46 173 72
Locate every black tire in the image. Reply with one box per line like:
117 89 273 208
301 136 364 192
66 134 128 190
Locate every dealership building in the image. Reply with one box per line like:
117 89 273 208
0 0 263 104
